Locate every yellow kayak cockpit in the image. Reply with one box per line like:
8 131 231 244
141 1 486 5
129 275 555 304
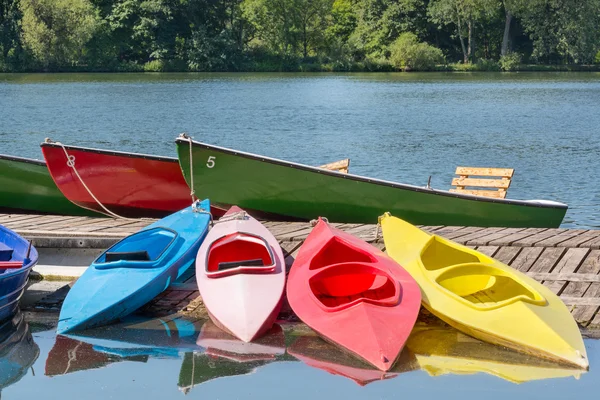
419 236 547 310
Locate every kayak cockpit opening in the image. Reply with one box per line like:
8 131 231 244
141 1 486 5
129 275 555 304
95 227 177 265
420 236 491 271
435 264 546 309
309 263 400 311
205 232 276 278
310 238 376 270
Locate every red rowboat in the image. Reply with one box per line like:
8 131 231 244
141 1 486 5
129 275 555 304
40 141 225 218
196 206 286 342
286 218 421 371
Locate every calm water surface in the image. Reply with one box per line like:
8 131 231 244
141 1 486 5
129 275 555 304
0 72 599 227
0 312 597 400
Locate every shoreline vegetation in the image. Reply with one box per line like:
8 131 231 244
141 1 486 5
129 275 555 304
1 1 600 74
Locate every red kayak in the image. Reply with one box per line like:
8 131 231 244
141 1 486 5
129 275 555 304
40 141 225 218
286 218 421 371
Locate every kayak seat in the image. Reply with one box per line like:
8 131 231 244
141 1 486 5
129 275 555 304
207 233 273 273
0 242 13 262
420 236 487 271
309 263 400 310
218 258 265 271
435 263 546 309
105 251 151 262
309 237 376 270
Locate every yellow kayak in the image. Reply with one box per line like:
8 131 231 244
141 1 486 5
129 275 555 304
406 321 585 383
379 213 588 370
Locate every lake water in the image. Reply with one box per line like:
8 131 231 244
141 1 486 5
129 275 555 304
0 72 599 228
1 311 597 400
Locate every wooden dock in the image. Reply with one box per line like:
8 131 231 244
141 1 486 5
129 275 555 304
2 213 600 336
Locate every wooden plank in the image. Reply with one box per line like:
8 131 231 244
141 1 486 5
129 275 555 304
270 223 309 237
511 229 567 247
493 247 522 265
527 273 600 282
2 215 60 229
542 248 589 295
0 214 41 224
319 159 350 174
534 230 589 248
451 178 511 189
449 189 506 199
443 227 487 241
475 246 499 257
457 228 506 245
7 215 83 230
558 230 600 248
432 226 465 237
488 228 547 246
525 247 566 274
580 235 600 250
509 247 544 272
1 214 53 226
559 297 600 306
455 167 514 177
27 216 117 232
466 228 524 246
564 250 600 326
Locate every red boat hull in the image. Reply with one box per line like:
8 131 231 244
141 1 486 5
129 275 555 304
286 219 421 371
41 143 225 218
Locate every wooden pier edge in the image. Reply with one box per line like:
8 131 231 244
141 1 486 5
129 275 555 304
2 213 599 333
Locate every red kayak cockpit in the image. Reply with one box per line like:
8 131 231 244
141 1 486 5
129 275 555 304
205 232 276 278
309 263 401 312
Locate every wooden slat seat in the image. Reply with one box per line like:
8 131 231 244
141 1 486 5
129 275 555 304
450 167 514 199
319 159 350 174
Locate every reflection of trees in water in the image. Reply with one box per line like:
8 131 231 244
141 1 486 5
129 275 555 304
0 311 40 394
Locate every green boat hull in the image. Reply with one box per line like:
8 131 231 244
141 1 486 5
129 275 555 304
0 155 99 217
176 139 567 228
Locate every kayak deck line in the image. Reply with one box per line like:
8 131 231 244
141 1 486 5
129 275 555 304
3 212 600 335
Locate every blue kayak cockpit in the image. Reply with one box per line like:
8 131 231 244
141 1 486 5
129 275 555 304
95 228 178 269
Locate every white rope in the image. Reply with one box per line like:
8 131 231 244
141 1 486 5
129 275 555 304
51 140 140 221
214 210 247 224
183 133 196 204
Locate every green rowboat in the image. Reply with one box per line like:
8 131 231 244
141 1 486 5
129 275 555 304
0 154 99 217
175 138 567 228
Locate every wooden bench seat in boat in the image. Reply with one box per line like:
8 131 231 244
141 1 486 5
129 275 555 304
450 167 514 199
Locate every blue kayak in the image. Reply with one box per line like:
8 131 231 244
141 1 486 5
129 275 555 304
0 226 38 323
57 200 212 334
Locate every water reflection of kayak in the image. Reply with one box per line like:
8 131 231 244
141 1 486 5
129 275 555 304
179 322 287 394
0 311 40 392
288 333 419 386
45 335 148 377
405 321 586 384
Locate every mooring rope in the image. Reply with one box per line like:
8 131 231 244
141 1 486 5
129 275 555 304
47 138 141 221
213 210 247 224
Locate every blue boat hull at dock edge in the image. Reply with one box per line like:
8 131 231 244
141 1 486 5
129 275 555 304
0 226 38 323
57 200 212 334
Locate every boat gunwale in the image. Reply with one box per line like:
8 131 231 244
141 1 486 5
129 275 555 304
40 142 179 164
177 138 568 211
0 153 45 166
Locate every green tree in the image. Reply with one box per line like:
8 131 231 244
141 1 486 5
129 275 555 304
389 31 444 70
350 0 427 59
0 0 23 69
20 0 100 68
428 0 499 63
